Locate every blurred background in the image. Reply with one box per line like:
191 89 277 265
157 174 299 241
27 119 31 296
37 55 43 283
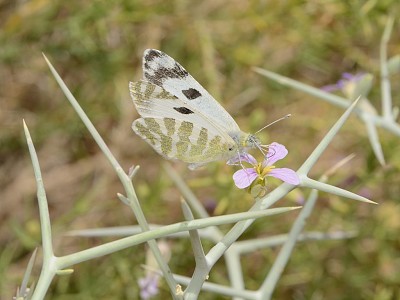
1 0 400 299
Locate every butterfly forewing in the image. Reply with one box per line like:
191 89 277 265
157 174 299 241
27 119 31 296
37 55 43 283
142 49 241 134
130 79 236 140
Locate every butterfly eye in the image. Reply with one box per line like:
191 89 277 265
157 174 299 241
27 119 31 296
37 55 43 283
228 146 234 151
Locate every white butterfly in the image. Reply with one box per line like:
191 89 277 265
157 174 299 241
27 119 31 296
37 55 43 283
129 49 262 170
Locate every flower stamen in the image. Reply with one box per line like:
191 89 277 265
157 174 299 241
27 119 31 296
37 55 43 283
232 142 300 190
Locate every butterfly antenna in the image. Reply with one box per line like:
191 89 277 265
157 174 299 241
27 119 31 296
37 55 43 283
254 114 292 135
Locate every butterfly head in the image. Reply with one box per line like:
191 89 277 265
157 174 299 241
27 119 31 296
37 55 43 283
243 133 260 149
240 133 267 155
242 133 270 157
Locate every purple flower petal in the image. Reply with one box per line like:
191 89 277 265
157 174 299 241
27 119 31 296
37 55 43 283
265 143 288 166
242 153 257 164
138 275 159 299
227 153 257 165
322 73 366 93
336 79 346 89
268 168 300 185
342 72 354 80
233 168 258 189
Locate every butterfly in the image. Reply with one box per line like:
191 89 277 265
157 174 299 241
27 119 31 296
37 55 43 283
129 49 263 170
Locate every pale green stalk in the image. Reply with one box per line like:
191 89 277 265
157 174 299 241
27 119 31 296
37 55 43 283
180 200 209 298
260 175 340 297
263 155 356 298
15 248 38 299
380 16 394 121
68 225 218 241
175 231 356 299
56 207 301 268
361 113 386 165
23 121 57 300
174 273 258 299
163 163 223 241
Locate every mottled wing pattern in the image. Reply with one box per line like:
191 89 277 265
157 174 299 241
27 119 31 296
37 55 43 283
133 117 236 168
142 49 241 134
130 80 238 169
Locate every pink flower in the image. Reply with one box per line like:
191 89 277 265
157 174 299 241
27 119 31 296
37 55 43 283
232 142 300 189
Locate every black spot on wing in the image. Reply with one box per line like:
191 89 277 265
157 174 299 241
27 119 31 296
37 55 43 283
174 62 189 77
144 51 189 86
173 107 194 114
182 88 201 100
145 66 188 86
144 49 163 61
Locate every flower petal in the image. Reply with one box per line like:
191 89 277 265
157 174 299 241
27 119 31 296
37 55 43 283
268 168 300 185
265 142 288 166
227 153 257 165
233 168 258 189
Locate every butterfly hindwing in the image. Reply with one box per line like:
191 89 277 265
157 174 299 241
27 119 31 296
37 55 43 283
132 117 237 166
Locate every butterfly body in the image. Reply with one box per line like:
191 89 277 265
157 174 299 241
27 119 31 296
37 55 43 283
130 49 260 169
